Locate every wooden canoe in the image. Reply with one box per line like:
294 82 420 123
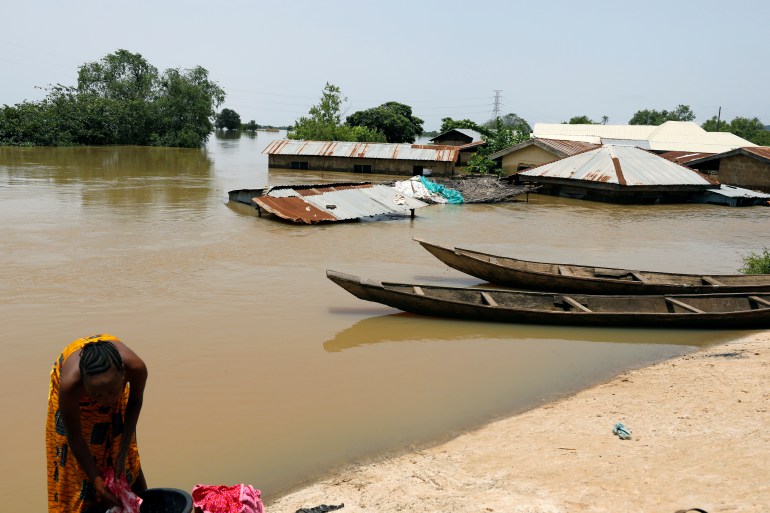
327 270 770 329
414 238 770 295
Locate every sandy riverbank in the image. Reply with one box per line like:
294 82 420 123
269 332 770 513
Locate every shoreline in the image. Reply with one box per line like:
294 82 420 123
269 332 769 512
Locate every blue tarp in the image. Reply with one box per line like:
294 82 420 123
419 176 464 204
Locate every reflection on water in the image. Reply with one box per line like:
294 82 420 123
323 313 734 352
1 134 769 510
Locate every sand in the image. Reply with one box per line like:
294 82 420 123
268 332 770 513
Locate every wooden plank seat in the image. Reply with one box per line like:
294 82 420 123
413 286 425 296
665 297 704 313
702 276 726 286
558 265 573 276
630 271 650 284
480 291 498 307
749 295 770 308
562 295 592 312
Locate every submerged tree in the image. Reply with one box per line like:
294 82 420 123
216 108 242 130
0 49 224 148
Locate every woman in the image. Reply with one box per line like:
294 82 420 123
46 334 148 512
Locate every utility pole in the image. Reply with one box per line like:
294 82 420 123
492 90 502 120
716 106 722 131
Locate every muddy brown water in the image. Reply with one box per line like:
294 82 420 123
1 131 767 510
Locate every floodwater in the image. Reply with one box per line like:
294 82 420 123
1 131 768 510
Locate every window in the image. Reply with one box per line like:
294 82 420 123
290 161 308 170
353 164 372 173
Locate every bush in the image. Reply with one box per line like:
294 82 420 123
739 247 770 274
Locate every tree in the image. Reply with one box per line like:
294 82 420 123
439 117 491 138
702 115 770 145
484 113 531 134
467 118 531 174
243 120 259 132
346 101 424 143
216 108 242 130
565 115 594 124
629 104 695 125
289 83 385 142
0 49 225 148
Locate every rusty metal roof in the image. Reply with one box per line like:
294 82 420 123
253 183 428 224
683 146 770 167
519 145 715 186
658 151 715 164
263 139 459 162
488 138 599 160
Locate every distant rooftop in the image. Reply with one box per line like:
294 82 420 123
533 121 755 153
263 139 459 162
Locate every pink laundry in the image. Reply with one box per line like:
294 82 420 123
192 484 265 513
103 467 143 513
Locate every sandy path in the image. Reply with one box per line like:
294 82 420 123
269 332 770 513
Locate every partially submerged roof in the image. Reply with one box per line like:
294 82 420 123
263 139 459 162
658 150 715 165
253 183 428 224
489 137 600 160
532 121 755 153
684 146 770 167
428 128 484 143
519 145 716 187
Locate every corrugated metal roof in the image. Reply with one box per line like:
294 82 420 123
263 139 459 162
533 121 755 153
683 146 770 167
488 138 600 160
429 128 483 142
709 184 770 199
658 151 715 164
519 145 715 186
252 183 427 224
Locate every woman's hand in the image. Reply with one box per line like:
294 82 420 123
93 475 120 508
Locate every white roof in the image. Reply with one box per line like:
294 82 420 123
533 121 755 153
519 145 714 186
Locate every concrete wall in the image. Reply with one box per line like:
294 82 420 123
501 146 560 175
268 155 456 177
717 154 770 192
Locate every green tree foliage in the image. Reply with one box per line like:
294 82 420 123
739 247 770 274
0 50 224 147
629 104 696 125
565 115 594 124
216 108 242 130
466 118 531 174
289 83 385 142
346 101 424 143
439 117 491 138
484 113 532 134
702 116 770 145
243 120 260 132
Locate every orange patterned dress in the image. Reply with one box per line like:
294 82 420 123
46 334 142 513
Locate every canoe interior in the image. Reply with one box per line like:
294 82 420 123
459 249 770 287
383 282 770 314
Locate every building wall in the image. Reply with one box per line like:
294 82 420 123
501 146 560 175
717 154 770 192
268 155 456 176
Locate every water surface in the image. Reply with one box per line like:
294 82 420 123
1 131 766 510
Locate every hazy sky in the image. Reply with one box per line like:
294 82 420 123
2 0 768 131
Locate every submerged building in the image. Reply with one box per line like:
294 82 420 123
516 145 718 204
263 139 459 177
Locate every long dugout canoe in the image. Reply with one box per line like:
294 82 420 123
326 270 770 329
414 238 770 295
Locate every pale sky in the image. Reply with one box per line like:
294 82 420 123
2 0 768 131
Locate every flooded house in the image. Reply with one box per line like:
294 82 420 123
685 147 770 193
515 145 718 204
263 139 460 176
489 138 600 175
428 128 487 168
